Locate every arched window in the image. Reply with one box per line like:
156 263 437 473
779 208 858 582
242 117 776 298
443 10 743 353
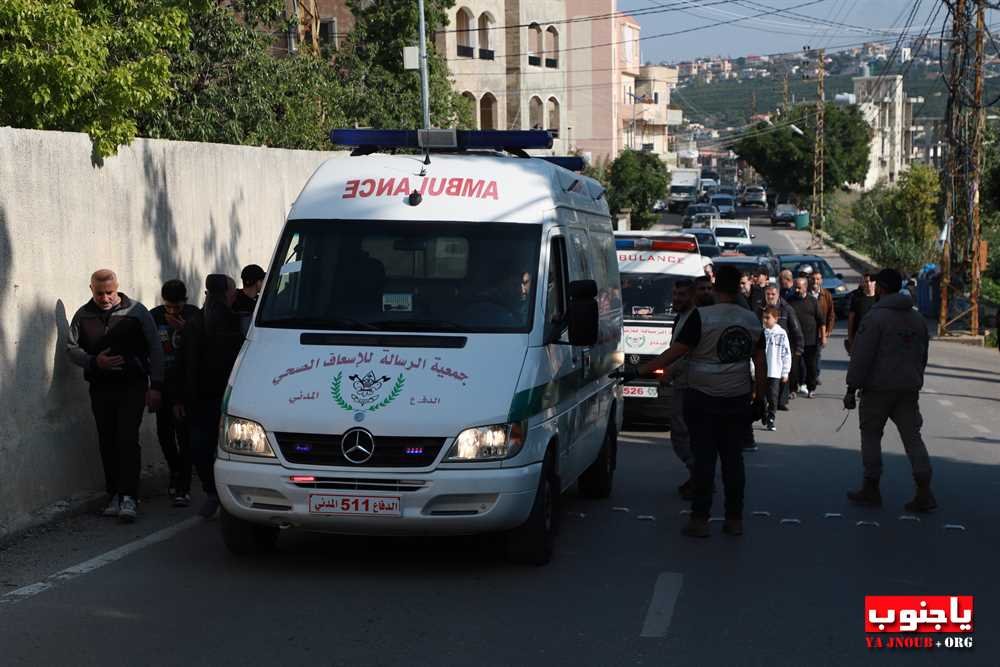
547 97 560 137
545 27 559 68
529 96 544 130
480 93 498 130
528 23 542 66
456 8 475 57
478 13 495 57
462 92 477 128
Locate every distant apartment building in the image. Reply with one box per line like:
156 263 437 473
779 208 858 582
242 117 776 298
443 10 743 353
566 1 642 162
634 65 684 168
436 0 570 153
852 75 918 189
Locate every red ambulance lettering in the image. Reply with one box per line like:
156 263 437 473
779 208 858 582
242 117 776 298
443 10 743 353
481 181 499 200
427 178 447 196
358 179 377 197
393 178 411 196
462 179 485 198
375 178 395 196
343 180 360 199
445 178 464 196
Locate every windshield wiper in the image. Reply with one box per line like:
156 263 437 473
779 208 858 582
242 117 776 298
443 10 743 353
375 319 465 332
258 316 378 331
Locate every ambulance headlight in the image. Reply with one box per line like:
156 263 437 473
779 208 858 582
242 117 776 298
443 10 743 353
221 416 275 458
446 422 526 461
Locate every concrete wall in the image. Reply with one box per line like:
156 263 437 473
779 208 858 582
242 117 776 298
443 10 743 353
0 127 341 540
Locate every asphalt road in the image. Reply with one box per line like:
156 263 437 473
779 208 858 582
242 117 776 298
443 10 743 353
2 212 997 666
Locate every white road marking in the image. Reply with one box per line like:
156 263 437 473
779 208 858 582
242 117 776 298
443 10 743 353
0 517 199 608
640 572 684 638
953 411 970 420
936 399 954 407
972 424 990 434
779 231 801 253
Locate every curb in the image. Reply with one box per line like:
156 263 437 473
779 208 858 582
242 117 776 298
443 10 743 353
818 231 878 274
0 467 170 549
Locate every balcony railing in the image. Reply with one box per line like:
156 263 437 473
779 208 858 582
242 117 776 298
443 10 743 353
457 44 474 58
479 48 494 60
545 58 558 69
528 55 542 67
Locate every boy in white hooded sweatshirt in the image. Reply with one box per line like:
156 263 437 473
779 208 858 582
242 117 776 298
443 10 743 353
762 306 792 431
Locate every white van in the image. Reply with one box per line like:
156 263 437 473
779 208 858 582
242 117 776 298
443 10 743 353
710 218 754 250
215 130 624 564
615 232 704 424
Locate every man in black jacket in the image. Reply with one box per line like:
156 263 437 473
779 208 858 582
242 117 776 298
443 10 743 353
150 279 200 507
763 284 803 409
787 277 825 398
182 274 245 518
67 269 164 523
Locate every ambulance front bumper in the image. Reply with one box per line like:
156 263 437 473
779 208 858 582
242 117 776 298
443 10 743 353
215 459 541 536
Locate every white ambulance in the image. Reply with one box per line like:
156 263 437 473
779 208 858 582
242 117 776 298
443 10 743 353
215 130 624 564
615 232 704 424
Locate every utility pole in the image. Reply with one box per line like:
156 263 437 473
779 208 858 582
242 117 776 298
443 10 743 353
969 0 986 334
939 0 966 335
417 0 432 129
782 73 790 114
810 48 825 248
750 89 757 119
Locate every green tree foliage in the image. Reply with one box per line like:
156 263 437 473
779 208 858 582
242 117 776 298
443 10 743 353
334 0 473 131
847 164 941 275
0 0 194 158
733 103 870 199
606 150 669 228
140 0 344 150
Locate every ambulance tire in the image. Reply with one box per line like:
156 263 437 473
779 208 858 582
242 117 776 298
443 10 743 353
579 420 617 499
220 507 279 556
505 449 558 566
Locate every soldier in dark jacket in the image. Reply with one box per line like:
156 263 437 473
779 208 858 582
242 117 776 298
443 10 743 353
149 279 200 507
844 269 935 512
182 274 245 518
67 269 164 523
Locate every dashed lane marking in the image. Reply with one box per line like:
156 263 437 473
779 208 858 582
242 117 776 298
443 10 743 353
640 573 685 638
936 399 954 407
0 517 200 608
953 411 970 420
972 424 990 434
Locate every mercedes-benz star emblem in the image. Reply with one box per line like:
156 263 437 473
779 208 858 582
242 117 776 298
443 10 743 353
341 428 375 464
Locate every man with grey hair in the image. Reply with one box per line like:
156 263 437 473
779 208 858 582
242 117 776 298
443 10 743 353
67 269 164 522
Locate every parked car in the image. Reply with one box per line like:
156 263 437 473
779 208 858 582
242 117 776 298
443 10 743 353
713 254 780 283
717 186 738 198
653 199 666 213
709 194 737 219
682 204 719 228
771 203 798 226
739 244 774 258
777 254 850 317
741 186 767 208
686 227 719 250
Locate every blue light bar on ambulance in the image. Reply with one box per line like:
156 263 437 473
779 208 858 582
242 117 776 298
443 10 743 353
615 238 698 252
330 128 554 151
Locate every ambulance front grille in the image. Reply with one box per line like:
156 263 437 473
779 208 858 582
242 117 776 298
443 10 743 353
275 432 445 468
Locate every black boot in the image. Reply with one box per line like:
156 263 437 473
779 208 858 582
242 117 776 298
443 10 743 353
846 478 882 507
677 477 695 501
904 474 938 513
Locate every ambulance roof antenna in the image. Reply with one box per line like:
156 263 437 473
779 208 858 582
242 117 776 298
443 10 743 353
417 0 432 166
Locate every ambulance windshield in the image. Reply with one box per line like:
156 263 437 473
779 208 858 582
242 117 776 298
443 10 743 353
258 220 541 333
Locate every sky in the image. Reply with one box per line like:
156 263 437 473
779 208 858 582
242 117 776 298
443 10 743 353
617 0 952 64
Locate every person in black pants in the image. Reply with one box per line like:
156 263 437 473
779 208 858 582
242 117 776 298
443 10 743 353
67 269 164 523
787 277 825 398
182 274 245 519
150 280 200 507
633 265 768 538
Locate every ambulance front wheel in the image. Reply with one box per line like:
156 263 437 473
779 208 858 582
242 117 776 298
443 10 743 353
578 420 617 499
505 449 558 566
220 507 279 556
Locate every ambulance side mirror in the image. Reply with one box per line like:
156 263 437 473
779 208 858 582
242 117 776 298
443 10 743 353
567 280 599 347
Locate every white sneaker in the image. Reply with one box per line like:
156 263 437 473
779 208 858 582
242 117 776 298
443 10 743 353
807 390 816 399
119 496 138 523
798 384 808 394
101 494 121 517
